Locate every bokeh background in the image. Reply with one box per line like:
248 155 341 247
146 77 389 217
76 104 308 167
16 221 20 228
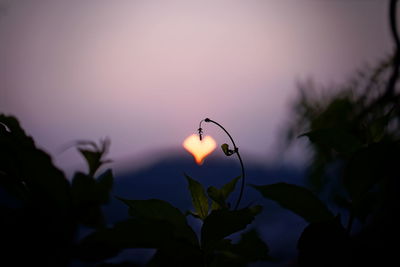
1 1 398 265
0 0 395 174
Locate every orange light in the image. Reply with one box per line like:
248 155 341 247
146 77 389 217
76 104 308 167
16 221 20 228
183 134 217 165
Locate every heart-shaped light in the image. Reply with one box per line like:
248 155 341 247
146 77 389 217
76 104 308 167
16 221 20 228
183 134 217 165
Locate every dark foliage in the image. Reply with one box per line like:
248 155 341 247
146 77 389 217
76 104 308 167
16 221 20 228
1 1 399 266
0 115 115 266
0 115 270 266
270 2 400 264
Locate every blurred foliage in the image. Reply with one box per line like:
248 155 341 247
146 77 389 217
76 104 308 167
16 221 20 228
253 3 400 261
285 54 400 207
269 50 399 265
251 183 334 223
285 56 399 190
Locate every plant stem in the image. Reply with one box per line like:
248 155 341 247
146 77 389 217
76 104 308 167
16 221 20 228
199 118 246 210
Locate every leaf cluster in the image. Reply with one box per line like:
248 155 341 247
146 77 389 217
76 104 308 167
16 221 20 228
0 114 114 266
80 174 270 266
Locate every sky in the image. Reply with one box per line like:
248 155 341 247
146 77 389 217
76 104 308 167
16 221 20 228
0 0 396 174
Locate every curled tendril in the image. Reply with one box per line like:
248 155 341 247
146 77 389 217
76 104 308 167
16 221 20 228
198 118 246 210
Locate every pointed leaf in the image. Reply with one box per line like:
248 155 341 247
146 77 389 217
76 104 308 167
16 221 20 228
184 174 209 220
77 138 111 176
78 149 102 176
207 186 226 209
207 176 241 210
221 176 240 199
201 206 262 250
251 183 333 223
117 197 198 245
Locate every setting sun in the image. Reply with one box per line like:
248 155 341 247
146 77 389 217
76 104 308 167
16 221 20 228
183 134 217 165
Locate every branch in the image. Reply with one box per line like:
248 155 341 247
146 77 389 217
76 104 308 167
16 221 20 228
356 0 400 120
386 0 400 97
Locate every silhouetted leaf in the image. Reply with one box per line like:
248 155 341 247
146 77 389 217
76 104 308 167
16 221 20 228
311 97 355 130
208 186 226 210
117 198 182 224
77 138 111 176
207 230 273 266
0 115 70 208
221 176 240 199
232 229 271 262
96 169 114 204
251 183 334 223
70 169 113 227
117 197 198 246
201 206 262 251
80 216 202 265
0 115 75 266
185 174 209 220
77 218 174 261
207 176 240 210
78 149 102 176
71 169 113 205
297 216 349 267
300 128 362 155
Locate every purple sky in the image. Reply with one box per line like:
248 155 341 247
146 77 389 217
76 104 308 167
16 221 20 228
0 0 396 174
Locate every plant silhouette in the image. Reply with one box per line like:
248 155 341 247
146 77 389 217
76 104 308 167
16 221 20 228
0 115 271 267
1 1 399 266
0 115 115 266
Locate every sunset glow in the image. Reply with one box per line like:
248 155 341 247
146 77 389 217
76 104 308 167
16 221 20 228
183 134 217 165
0 1 391 172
